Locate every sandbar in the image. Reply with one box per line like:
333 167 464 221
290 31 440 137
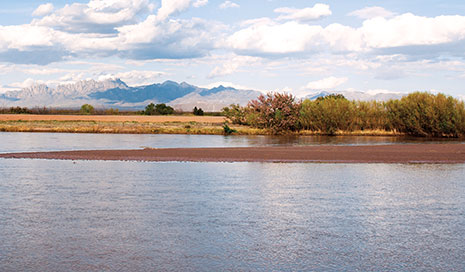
1 144 465 163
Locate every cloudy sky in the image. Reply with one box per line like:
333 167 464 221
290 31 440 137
1 0 465 97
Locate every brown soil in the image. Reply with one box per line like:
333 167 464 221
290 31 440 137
0 114 225 123
1 144 465 163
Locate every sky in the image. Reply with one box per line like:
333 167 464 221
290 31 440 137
0 0 465 98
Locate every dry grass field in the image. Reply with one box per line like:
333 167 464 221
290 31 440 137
0 114 268 135
0 114 225 123
0 114 399 136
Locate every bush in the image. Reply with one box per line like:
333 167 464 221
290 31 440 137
193 107 204 116
80 104 94 115
386 92 465 137
223 122 237 135
222 104 249 125
300 95 355 135
248 92 301 134
143 103 174 115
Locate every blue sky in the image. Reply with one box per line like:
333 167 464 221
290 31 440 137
1 0 465 98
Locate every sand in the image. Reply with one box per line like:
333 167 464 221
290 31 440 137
1 144 464 163
0 114 225 123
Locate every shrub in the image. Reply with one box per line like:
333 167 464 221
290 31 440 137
386 92 465 137
223 122 237 135
222 104 249 125
248 92 301 134
80 104 94 115
143 103 174 115
193 106 204 116
300 95 354 135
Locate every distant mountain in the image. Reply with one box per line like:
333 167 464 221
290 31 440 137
303 90 404 101
0 79 262 111
0 78 412 111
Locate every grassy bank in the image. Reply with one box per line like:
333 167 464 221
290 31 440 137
0 119 404 136
0 120 265 135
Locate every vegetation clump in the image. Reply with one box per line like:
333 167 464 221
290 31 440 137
222 91 465 137
80 104 94 115
143 103 174 115
193 106 204 116
223 122 237 135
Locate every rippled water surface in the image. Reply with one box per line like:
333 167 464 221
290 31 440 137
1 159 464 271
0 132 462 153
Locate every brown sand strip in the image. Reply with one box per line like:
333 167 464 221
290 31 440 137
0 114 225 123
1 144 465 163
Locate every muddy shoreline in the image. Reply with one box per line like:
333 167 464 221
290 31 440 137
1 144 464 163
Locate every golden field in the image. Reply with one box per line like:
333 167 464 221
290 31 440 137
0 114 401 136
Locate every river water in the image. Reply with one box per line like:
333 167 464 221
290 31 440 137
0 132 464 271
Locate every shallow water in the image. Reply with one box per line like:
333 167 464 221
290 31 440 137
0 132 462 153
1 159 464 271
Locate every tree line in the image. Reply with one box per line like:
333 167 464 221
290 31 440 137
222 92 465 137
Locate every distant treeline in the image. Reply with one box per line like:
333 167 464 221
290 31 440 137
222 92 465 137
0 106 132 115
0 104 221 116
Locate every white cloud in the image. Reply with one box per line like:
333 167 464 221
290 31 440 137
193 0 208 8
32 3 54 17
228 13 465 57
305 76 348 90
0 25 57 50
9 78 42 89
157 0 191 21
228 21 325 55
361 13 465 48
348 6 395 19
220 1 239 9
2 0 465 69
98 70 166 85
116 16 218 59
33 0 153 33
275 4 332 22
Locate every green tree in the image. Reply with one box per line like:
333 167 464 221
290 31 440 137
143 103 156 115
155 103 174 115
193 106 204 116
80 104 94 115
143 103 174 115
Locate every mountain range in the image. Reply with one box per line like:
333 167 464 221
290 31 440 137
0 79 406 111
0 79 262 111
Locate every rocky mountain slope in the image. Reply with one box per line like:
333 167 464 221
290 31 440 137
0 78 407 111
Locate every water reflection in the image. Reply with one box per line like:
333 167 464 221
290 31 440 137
0 132 462 153
0 160 464 271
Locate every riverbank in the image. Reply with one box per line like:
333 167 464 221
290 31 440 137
0 114 401 136
1 144 464 163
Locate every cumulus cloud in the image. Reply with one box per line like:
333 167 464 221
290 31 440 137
228 21 325 55
228 13 465 57
362 13 465 48
2 0 465 69
32 3 54 17
157 0 191 21
33 0 153 33
305 76 348 90
275 4 332 22
348 6 395 19
220 1 239 9
9 78 42 89
116 16 218 60
0 0 220 65
98 70 166 85
193 0 208 8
